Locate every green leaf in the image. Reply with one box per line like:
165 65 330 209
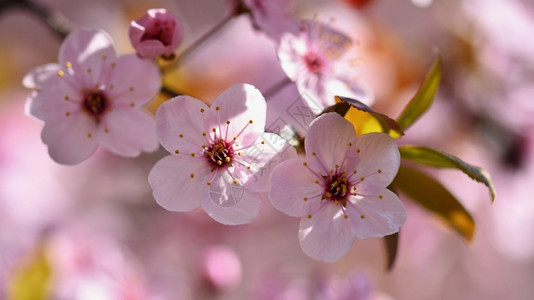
337 95 405 138
8 242 52 300
397 57 442 131
383 232 399 271
399 145 496 202
391 165 475 242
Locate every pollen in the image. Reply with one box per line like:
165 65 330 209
378 169 382 174
233 136 237 140
101 54 107 60
261 141 265 144
212 128 216 132
175 150 179 154
360 177 365 181
104 128 109 133
329 169 334 174
238 152 241 156
247 166 251 169
200 108 205 113
356 148 361 153
64 96 69 101
360 214 365 219
315 180 320 184
303 162 308 166
233 179 239 184
111 62 116 68
215 106 220 111
57 70 64 77
130 102 135 107
129 86 134 92
335 164 339 169
348 142 352 147
353 170 357 174
226 121 230 125
344 215 348 219
225 157 231 162
308 214 312 219
190 173 194 178
379 195 383 199
207 181 212 186
303 197 308 201
249 120 254 124
87 133 92 138
179 134 184 138
65 112 70 117
65 62 72 68
86 68 92 73
191 153 196 157
109 84 115 89
312 152 316 156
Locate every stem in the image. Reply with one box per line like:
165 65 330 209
262 77 292 100
2 0 74 40
162 13 234 72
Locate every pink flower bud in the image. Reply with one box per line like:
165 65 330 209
129 8 184 59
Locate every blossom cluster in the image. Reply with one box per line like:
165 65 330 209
22 5 405 265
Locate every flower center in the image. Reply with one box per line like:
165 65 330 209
206 139 234 169
304 52 324 74
323 172 350 206
142 21 174 46
83 91 109 122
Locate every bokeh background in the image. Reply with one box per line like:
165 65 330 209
1 0 534 299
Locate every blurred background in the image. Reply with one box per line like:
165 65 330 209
1 0 534 299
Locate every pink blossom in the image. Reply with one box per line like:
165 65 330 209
277 21 373 114
269 113 406 262
23 28 160 165
148 84 296 225
129 8 184 59
237 0 300 40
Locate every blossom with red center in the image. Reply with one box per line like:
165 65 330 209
149 84 296 225
129 8 184 59
269 113 406 262
23 28 160 165
277 21 373 113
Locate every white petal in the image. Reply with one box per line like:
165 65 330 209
41 114 98 165
235 132 297 192
155 96 209 155
345 189 406 239
22 63 60 89
299 203 355 262
210 84 266 148
107 54 160 106
269 158 325 217
149 155 209 212
98 107 158 156
304 113 357 174
58 28 117 87
351 132 400 187
200 172 261 225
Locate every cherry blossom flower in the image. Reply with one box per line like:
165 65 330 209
269 113 406 262
277 21 373 114
148 84 296 225
234 0 299 40
129 8 184 59
23 28 160 165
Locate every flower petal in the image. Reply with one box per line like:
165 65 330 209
350 132 400 187
41 114 98 165
149 155 209 212
107 54 160 106
22 63 60 89
155 96 209 155
58 28 117 87
299 203 355 262
200 172 261 225
235 133 297 192
98 107 158 156
269 158 325 217
26 76 81 122
304 113 357 174
345 189 406 239
210 84 266 148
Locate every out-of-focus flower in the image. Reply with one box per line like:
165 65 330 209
128 8 184 59
234 0 299 40
277 21 373 114
269 113 405 262
149 83 296 225
201 245 242 292
23 28 160 165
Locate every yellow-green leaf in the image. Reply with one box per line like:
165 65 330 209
7 243 52 300
399 145 496 202
337 96 404 138
383 232 399 271
391 165 475 242
397 57 442 131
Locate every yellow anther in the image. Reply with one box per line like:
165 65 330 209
57 70 64 77
179 134 184 138
129 86 134 92
202 132 207 136
191 153 196 157
175 150 179 154
64 96 69 100
225 157 231 162
360 214 365 219
217 160 222 165
360 177 365 181
190 173 194 178
130 102 135 107
249 120 253 124
86 68 91 73
356 149 361 153
308 214 312 219
215 106 220 111
226 121 230 125
200 108 205 113
303 197 308 201
65 112 70 117
207 181 212 186
379 195 383 199
104 128 109 133
303 162 308 166
312 152 316 156
87 133 92 138
344 215 348 219
378 169 382 174
101 54 107 60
